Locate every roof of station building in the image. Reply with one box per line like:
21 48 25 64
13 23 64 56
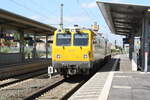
0 8 56 35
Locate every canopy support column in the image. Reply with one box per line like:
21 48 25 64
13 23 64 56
141 12 150 72
19 30 25 62
33 33 37 59
129 34 134 60
0 27 3 52
46 34 48 59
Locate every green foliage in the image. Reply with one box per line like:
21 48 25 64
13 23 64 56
13 33 20 40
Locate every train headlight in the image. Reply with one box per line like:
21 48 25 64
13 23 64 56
83 54 88 59
56 54 60 58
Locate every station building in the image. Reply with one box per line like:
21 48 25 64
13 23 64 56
0 8 56 65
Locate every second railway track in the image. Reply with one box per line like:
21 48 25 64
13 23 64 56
0 60 51 80
0 70 62 100
0 68 47 88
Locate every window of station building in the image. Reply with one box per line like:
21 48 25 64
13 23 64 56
35 36 48 59
0 30 20 53
56 34 71 46
74 33 88 46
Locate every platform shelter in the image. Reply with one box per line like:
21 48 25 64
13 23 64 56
97 1 150 72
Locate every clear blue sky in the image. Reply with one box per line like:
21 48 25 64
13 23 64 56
0 0 149 46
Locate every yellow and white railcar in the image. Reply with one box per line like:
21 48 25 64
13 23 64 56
52 27 111 77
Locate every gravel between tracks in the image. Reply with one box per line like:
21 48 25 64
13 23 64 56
36 81 79 100
0 74 63 100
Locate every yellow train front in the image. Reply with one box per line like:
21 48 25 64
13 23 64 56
52 28 110 77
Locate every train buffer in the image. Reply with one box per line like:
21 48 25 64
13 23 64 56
69 54 150 100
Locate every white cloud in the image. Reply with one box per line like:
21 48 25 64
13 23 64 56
81 2 97 8
64 16 91 24
28 15 92 28
42 16 91 27
30 16 39 20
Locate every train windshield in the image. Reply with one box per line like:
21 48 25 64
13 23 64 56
56 34 71 46
74 33 88 46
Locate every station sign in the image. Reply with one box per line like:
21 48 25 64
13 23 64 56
91 22 99 32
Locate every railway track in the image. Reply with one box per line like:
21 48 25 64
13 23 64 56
22 58 108 100
60 79 86 100
23 76 88 100
23 78 65 100
0 61 51 80
0 68 47 89
0 73 62 100
0 57 109 100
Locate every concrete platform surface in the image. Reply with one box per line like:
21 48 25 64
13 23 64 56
69 54 150 100
108 72 150 100
108 54 150 100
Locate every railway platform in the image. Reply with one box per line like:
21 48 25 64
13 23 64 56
69 54 150 100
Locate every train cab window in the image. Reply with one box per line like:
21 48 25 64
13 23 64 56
74 33 88 46
56 34 71 46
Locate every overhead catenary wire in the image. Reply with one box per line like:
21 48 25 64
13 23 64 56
30 0 59 17
9 0 48 19
28 0 60 26
76 0 95 22
83 1 99 20
29 1 72 27
8 0 59 26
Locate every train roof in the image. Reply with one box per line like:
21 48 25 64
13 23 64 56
56 28 94 34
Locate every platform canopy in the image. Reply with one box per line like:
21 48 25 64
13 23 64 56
97 1 150 36
0 8 56 34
